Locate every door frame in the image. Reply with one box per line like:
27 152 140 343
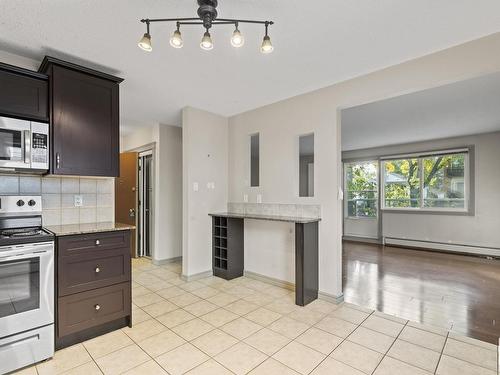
138 149 154 258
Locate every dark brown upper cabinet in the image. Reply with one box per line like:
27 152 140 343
39 57 123 177
0 62 48 122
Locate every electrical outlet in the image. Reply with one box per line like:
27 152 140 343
256 194 262 204
74 195 83 207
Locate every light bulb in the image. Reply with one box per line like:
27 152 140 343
261 35 273 54
200 31 213 50
170 29 183 48
138 33 152 52
231 28 244 48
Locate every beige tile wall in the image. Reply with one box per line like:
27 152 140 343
0 175 115 225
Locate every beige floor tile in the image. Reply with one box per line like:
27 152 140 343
305 299 339 314
296 327 343 355
311 357 365 375
122 319 167 342
13 366 38 375
215 342 268 375
314 316 357 338
398 326 446 352
361 315 404 338
141 279 173 292
245 328 291 356
225 299 260 315
37 344 92 375
166 276 186 286
142 300 178 317
342 303 374 314
373 356 431 375
269 317 310 339
156 308 196 328
94 344 150 375
183 300 219 316
263 285 293 298
156 286 186 299
156 343 209 375
179 281 206 292
388 339 440 373
288 308 326 325
330 305 370 325
149 269 179 281
191 286 221 299
249 358 300 374
171 318 214 341
244 293 275 306
133 292 165 308
406 320 448 336
200 308 239 327
186 359 234 375
191 329 239 356
206 292 240 307
347 327 395 354
132 285 152 298
198 276 228 287
448 332 499 351
137 329 186 357
169 292 202 307
273 341 326 375
131 308 153 324
443 338 497 370
372 310 408 324
245 307 282 326
122 360 168 374
266 299 300 315
226 285 257 298
61 361 103 374
436 355 497 375
331 340 383 374
221 317 263 340
83 330 133 359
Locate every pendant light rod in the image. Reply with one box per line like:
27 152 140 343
141 18 273 26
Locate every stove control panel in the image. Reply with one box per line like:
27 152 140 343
0 196 42 214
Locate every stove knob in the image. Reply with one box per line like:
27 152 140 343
28 199 36 207
16 200 25 207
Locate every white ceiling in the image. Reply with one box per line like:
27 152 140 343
1 1 500 133
341 72 500 151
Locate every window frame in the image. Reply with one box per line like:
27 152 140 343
380 148 471 214
344 160 379 220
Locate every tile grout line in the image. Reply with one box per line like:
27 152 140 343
433 331 449 375
369 319 409 374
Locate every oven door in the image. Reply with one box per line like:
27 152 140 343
0 242 54 338
0 117 31 170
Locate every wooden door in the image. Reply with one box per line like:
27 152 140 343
51 65 119 176
115 152 138 257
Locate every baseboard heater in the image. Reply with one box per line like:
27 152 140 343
384 237 500 258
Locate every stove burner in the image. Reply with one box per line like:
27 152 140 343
1 228 44 238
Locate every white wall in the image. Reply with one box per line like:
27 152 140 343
343 132 500 249
121 124 182 263
182 107 228 278
227 32 500 298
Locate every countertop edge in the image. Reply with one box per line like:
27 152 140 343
45 222 135 237
209 212 321 224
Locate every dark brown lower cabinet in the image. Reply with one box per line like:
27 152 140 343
56 230 132 349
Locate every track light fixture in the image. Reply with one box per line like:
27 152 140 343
138 0 274 53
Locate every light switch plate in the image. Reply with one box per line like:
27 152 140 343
243 194 249 203
74 195 83 207
193 182 199 192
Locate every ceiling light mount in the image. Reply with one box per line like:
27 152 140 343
138 0 274 53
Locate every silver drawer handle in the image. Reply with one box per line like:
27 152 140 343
95 304 101 311
95 240 100 246
95 266 100 273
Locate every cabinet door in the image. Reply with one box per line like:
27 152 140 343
52 65 119 176
0 69 48 121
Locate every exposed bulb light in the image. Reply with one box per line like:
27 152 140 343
231 25 244 48
138 32 152 52
261 35 273 54
200 31 213 50
170 25 183 48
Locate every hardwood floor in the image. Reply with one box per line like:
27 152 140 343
342 241 500 344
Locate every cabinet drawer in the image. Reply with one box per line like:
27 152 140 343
58 249 130 296
58 282 131 338
58 231 130 256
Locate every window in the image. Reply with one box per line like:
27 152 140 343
345 161 378 218
250 133 259 187
382 150 468 212
299 133 314 197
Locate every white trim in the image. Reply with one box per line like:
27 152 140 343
380 147 469 160
152 256 182 266
181 270 213 282
384 237 500 257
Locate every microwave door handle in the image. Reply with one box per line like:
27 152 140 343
24 130 31 164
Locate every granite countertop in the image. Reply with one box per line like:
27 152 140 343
209 212 321 224
45 222 135 236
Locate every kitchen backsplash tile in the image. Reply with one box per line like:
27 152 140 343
1 175 114 225
227 202 321 219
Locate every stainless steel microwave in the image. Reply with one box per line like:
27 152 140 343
0 117 49 173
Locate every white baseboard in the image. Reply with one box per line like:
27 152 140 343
153 256 182 266
181 270 213 282
343 235 382 245
384 237 500 257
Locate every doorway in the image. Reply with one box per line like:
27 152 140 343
137 151 153 258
